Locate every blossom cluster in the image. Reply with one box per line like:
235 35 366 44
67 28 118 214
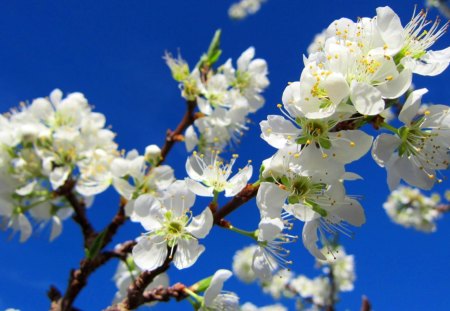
166 45 269 153
255 5 450 271
0 89 118 241
383 185 445 232
232 243 355 310
228 0 266 20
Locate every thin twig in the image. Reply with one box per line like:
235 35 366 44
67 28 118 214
213 183 260 227
159 100 197 164
360 296 372 311
105 251 174 311
55 179 96 246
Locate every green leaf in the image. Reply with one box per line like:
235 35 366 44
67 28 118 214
319 137 332 149
197 29 222 69
191 276 213 293
86 230 107 260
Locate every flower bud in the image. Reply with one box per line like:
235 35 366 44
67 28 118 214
145 144 161 163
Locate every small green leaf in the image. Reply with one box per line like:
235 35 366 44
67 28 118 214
197 29 222 68
86 230 107 260
191 276 213 293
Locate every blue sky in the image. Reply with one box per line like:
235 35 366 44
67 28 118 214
0 1 449 310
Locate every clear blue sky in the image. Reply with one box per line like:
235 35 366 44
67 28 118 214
0 1 449 310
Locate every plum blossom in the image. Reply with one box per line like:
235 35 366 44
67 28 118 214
232 245 259 283
185 151 252 197
383 185 442 232
258 147 365 259
112 254 169 305
376 6 450 76
132 181 213 271
372 88 450 190
200 269 240 311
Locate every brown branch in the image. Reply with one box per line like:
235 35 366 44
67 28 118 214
360 296 372 311
159 100 197 164
105 250 174 311
55 179 96 246
49 197 128 310
213 183 260 227
141 283 187 303
49 251 116 311
326 267 336 311
437 204 450 213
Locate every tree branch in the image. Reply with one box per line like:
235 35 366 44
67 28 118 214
213 183 260 227
105 250 174 311
360 296 372 311
55 179 96 246
159 99 197 164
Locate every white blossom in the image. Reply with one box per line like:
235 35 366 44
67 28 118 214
185 151 252 197
232 245 258 283
383 185 442 232
372 88 450 190
200 269 240 311
132 181 213 271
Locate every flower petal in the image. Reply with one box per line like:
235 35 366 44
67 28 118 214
186 207 213 239
132 235 168 271
350 82 385 115
399 88 428 125
256 182 288 219
204 269 233 307
173 238 205 270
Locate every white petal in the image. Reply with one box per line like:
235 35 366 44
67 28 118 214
333 199 365 226
185 178 214 197
76 179 111 197
302 220 326 260
327 130 373 164
252 247 274 281
185 155 204 181
112 177 135 199
394 156 435 190
371 134 400 167
377 69 412 99
260 115 301 149
186 207 213 239
282 81 302 117
132 235 168 271
50 216 63 241
322 72 349 105
16 181 37 196
283 203 320 222
399 88 428 125
350 82 385 115
386 157 402 191
185 125 199 152
133 194 163 231
163 180 196 215
225 165 253 197
50 166 71 190
173 238 205 270
18 214 32 242
204 269 233 307
256 182 288 219
237 47 255 71
376 6 404 54
258 217 284 242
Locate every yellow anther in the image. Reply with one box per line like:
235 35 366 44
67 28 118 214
349 141 355 147
294 153 300 158
322 153 328 159
424 110 431 116
277 104 282 108
385 75 393 81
